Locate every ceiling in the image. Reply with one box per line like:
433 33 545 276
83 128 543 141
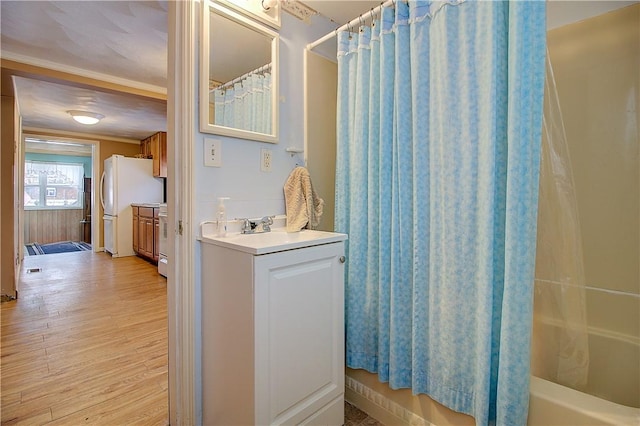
0 0 635 146
1 0 169 143
13 76 167 141
0 0 380 145
209 9 273 84
305 1 379 25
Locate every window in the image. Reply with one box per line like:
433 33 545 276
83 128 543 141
24 161 84 209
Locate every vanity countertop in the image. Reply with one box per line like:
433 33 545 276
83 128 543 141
200 227 347 255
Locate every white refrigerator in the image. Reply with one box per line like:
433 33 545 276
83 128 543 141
101 155 163 257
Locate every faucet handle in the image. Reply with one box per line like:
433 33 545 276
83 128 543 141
237 216 275 234
238 218 252 233
260 216 274 232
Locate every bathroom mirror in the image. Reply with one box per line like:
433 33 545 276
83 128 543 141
200 1 279 143
216 0 280 29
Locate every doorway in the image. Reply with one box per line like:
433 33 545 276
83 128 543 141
21 135 99 257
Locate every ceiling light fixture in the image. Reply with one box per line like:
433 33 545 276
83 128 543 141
67 110 104 125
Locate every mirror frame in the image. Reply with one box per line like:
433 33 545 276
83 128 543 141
216 0 280 30
200 1 279 143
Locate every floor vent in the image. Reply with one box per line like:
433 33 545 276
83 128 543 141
1 294 17 303
27 267 42 273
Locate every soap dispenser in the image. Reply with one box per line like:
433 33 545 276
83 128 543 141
216 197 230 237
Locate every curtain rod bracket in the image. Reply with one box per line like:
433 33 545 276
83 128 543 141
306 0 395 50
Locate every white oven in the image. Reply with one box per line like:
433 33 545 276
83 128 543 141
158 204 168 277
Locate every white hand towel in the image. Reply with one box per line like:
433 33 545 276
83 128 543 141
284 166 324 232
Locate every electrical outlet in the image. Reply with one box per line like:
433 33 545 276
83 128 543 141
261 148 272 172
204 138 222 167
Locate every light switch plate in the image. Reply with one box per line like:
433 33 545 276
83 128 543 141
204 138 222 167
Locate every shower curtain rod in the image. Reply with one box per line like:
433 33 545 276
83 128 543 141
306 0 395 51
212 63 272 92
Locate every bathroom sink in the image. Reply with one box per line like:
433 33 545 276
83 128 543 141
200 228 347 255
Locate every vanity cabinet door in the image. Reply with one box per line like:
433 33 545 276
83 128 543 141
254 242 345 425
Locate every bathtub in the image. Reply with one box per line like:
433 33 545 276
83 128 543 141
529 313 640 425
347 296 639 425
528 377 639 426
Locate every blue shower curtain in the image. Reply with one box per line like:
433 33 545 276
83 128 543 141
335 1 546 425
213 68 271 133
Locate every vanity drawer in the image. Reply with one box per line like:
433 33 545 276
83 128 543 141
139 207 154 218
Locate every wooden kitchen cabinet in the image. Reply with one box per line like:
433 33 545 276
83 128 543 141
139 131 167 178
153 210 159 263
143 216 154 259
140 139 151 159
139 207 154 260
133 206 139 252
132 205 159 264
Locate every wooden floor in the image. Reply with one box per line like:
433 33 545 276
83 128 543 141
1 251 168 425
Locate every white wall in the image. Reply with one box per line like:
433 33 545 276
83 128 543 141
194 13 335 224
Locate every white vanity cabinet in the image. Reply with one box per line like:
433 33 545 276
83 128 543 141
200 230 347 426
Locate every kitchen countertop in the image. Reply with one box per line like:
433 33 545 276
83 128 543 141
131 203 162 208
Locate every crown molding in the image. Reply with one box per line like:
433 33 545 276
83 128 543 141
23 127 140 144
1 52 167 99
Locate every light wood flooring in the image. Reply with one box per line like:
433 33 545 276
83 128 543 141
2 251 384 426
1 251 168 425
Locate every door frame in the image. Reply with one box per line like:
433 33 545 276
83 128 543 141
167 0 197 423
20 133 100 255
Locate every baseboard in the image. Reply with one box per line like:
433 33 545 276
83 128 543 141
345 376 434 426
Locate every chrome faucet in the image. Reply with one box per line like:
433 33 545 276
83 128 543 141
240 216 274 234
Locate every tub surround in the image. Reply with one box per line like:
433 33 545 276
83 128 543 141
536 2 640 410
